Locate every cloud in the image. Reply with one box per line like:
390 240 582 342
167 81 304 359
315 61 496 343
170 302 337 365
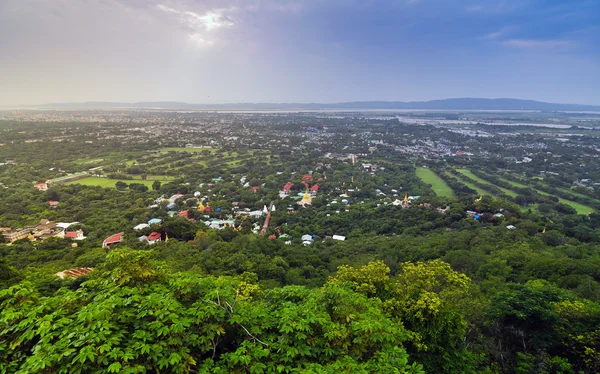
478 26 515 40
156 3 234 47
465 1 532 14
501 39 575 48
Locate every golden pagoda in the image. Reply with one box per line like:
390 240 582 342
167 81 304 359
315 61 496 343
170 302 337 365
298 189 312 206
198 202 205 212
403 193 409 205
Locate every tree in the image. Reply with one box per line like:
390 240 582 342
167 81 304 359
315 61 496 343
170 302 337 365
128 183 149 192
115 181 127 191
0 250 425 374
152 181 161 191
329 260 482 372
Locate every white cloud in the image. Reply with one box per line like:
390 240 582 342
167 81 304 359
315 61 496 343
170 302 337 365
465 1 532 14
479 26 514 40
156 3 234 47
501 39 575 48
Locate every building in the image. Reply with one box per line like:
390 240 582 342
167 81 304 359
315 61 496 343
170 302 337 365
138 231 162 245
102 232 124 249
297 189 312 207
3 219 65 243
34 182 48 191
64 230 85 240
134 223 150 231
2 228 30 243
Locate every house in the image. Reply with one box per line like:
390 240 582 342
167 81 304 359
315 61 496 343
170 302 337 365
301 234 313 242
48 200 59 208
168 194 184 203
102 232 124 249
249 210 264 218
506 225 517 230
146 231 162 244
302 175 313 181
34 182 49 191
2 228 31 243
56 222 79 229
134 223 150 231
148 218 162 225
64 230 85 240
332 235 346 241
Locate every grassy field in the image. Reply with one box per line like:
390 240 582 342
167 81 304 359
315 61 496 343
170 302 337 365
160 147 218 153
455 169 518 197
416 167 455 197
67 177 157 188
497 177 595 215
448 172 492 196
127 175 176 181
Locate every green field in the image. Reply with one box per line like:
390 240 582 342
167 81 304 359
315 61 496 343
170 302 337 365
127 175 176 181
67 177 157 188
416 167 455 197
497 177 595 215
160 147 218 153
455 169 518 197
449 172 491 196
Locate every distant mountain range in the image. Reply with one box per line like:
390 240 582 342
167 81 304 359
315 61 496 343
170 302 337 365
30 98 600 111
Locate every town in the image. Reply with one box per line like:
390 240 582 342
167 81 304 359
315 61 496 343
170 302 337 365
1 109 600 373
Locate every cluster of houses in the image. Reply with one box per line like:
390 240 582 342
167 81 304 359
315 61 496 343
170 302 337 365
1 220 85 244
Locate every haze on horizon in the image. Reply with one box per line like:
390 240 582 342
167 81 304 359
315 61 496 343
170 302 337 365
1 0 599 107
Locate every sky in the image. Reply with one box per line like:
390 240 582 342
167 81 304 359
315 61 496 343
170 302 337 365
1 0 599 106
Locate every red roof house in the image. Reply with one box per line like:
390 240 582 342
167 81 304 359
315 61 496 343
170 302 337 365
311 184 319 192
64 230 84 240
282 182 294 192
302 175 313 181
147 232 162 244
102 232 124 249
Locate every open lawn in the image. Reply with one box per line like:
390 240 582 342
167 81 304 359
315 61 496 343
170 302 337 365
456 169 518 197
67 177 156 188
497 177 595 215
449 172 492 196
416 167 455 197
160 147 218 153
127 175 177 181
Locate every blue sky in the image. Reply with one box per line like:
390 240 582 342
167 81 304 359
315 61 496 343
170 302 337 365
0 0 598 105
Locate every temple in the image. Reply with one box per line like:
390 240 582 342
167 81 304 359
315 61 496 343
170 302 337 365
297 189 312 206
